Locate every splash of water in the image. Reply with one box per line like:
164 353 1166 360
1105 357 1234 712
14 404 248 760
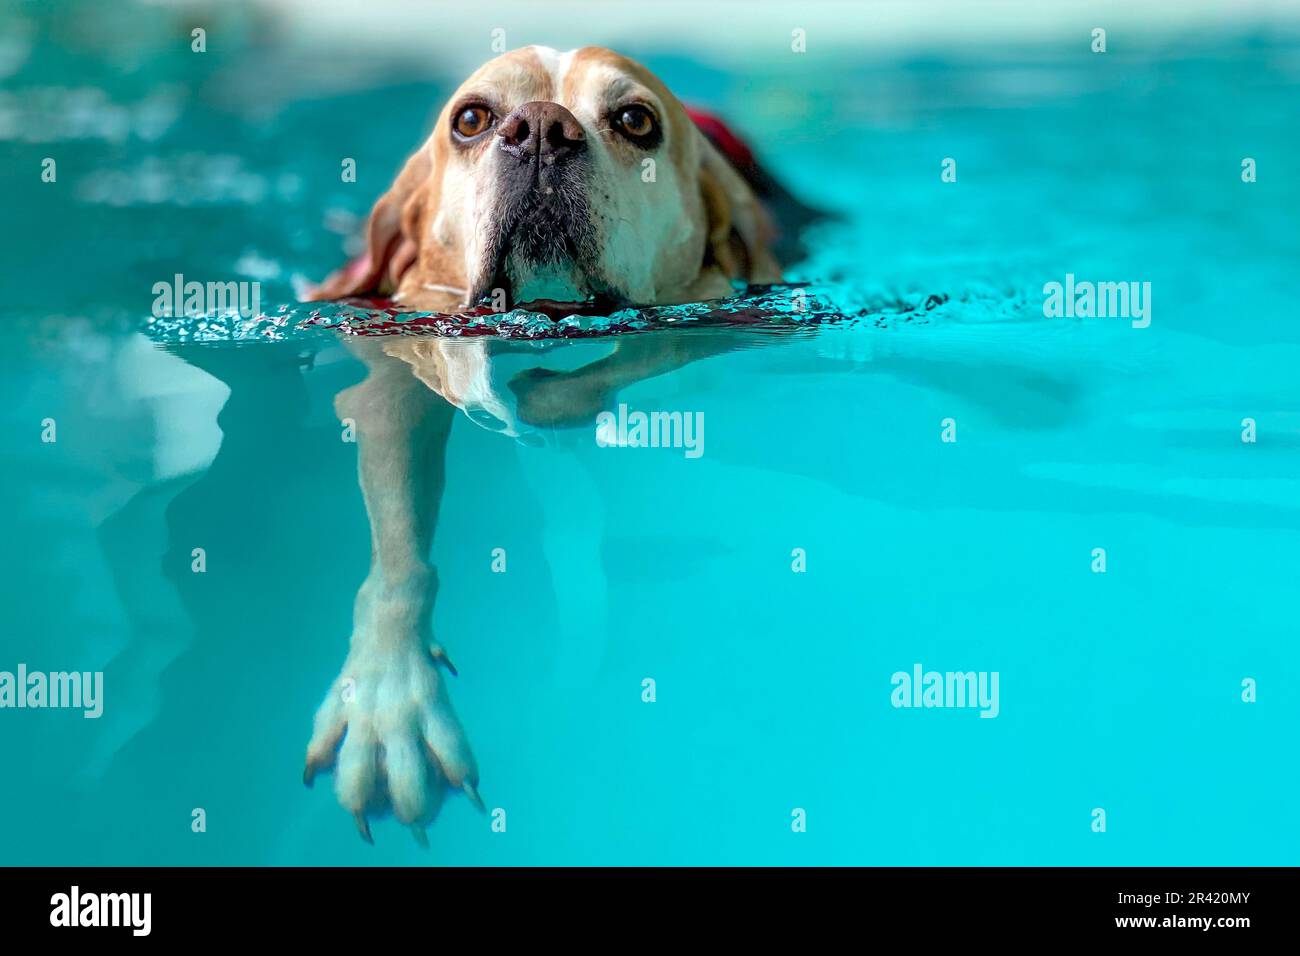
142 283 989 343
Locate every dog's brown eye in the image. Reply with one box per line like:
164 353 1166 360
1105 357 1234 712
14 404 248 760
453 106 492 139
614 106 656 140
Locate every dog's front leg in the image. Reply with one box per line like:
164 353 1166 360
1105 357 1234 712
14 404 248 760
303 341 480 843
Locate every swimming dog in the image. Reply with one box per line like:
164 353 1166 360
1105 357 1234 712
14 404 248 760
304 46 792 843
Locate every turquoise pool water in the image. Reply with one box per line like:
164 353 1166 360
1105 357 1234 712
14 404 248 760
1 2 1298 865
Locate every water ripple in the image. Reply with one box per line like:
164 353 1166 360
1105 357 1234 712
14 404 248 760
142 283 993 343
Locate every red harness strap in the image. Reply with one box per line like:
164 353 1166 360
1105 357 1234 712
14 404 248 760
685 106 758 181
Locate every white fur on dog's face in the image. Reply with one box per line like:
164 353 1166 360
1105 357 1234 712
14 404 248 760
313 46 779 312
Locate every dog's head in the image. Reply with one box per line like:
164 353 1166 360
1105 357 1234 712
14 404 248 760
313 46 780 311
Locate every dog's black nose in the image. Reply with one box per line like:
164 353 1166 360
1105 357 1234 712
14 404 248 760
497 101 586 163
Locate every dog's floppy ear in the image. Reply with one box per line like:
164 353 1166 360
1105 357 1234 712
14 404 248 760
697 137 782 285
309 145 433 300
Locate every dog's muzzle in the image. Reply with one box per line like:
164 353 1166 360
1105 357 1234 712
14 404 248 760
472 100 598 306
492 100 589 248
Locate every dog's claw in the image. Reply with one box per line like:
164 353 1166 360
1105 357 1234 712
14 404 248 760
429 644 458 677
462 780 486 813
304 713 346 790
355 813 374 845
303 755 330 788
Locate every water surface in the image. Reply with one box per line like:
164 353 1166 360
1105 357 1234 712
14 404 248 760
1 2 1298 864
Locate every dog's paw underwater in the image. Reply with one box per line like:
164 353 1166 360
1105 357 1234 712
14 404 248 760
304 638 483 844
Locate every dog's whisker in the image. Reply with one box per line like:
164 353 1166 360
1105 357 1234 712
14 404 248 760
423 282 467 297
